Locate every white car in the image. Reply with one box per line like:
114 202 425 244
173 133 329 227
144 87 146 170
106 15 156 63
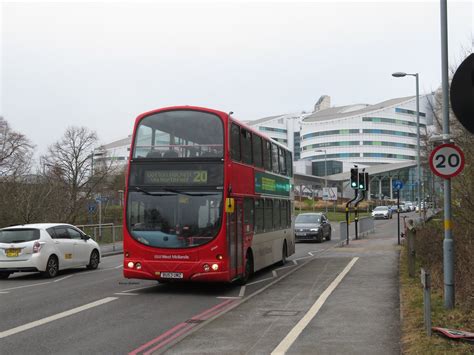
0 223 101 279
371 206 392 219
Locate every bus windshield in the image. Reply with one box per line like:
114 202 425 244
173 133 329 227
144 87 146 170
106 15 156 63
127 190 223 248
133 110 224 159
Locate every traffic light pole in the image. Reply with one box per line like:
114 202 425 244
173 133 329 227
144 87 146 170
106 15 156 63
354 190 365 240
345 189 358 245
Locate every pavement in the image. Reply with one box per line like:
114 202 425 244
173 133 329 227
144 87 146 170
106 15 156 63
161 220 403 355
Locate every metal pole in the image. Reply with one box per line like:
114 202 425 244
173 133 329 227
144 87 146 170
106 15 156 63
397 189 401 245
440 0 454 309
324 150 328 213
98 195 102 240
415 74 421 216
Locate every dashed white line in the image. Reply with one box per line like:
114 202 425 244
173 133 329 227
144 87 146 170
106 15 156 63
121 284 157 293
272 270 277 277
0 291 9 294
0 281 53 292
0 297 118 339
53 275 74 282
216 296 242 299
114 264 123 269
271 257 359 354
238 286 246 297
114 292 139 296
246 276 275 286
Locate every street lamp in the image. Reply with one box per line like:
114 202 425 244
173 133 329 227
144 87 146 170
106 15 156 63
316 149 327 212
392 72 421 215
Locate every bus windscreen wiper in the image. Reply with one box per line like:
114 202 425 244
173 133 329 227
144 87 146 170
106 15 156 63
162 188 219 197
135 187 176 196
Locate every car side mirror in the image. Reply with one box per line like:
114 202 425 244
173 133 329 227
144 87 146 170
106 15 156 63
82 234 91 240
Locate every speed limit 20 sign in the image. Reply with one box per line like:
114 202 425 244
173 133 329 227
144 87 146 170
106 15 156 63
429 143 465 179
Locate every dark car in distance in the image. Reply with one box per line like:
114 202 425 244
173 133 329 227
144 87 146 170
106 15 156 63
294 213 332 243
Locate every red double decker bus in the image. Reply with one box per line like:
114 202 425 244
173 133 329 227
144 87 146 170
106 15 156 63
123 106 294 283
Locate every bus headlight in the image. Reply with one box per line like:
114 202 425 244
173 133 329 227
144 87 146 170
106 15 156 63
136 263 142 270
203 264 210 272
127 262 134 268
211 264 219 271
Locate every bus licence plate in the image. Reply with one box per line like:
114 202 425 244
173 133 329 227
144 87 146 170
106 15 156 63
161 272 183 279
295 232 306 237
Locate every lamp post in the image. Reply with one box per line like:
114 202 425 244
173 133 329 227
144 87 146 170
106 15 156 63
392 72 421 215
316 149 327 212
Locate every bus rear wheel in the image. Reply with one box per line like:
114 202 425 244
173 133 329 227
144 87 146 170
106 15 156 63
277 241 287 266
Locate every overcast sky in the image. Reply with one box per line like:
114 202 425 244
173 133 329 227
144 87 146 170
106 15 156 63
1 1 472 156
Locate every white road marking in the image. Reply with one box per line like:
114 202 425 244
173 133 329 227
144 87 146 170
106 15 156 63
114 292 139 296
0 297 118 339
0 291 9 294
216 296 242 299
238 286 246 297
271 257 359 355
0 281 53 292
122 285 157 293
292 260 298 265
246 277 274 286
272 270 277 277
53 275 74 282
275 264 295 271
114 264 123 269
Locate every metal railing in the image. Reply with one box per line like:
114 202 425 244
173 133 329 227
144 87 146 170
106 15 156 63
76 223 123 251
339 216 374 244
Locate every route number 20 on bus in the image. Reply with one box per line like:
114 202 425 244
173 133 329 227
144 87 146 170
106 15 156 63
123 106 295 284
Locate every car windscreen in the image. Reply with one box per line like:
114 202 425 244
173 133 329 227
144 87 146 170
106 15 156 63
295 214 321 224
0 229 40 243
374 207 388 211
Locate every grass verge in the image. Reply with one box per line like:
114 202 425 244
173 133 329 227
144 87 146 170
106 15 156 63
400 246 474 354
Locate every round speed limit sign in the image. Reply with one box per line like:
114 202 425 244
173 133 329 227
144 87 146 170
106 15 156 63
429 143 465 179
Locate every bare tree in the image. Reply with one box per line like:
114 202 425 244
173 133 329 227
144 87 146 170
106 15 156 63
0 117 34 176
41 126 114 223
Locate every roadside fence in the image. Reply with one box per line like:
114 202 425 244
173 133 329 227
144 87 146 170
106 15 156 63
76 223 123 251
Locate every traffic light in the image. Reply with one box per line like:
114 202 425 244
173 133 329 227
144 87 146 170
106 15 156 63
350 168 359 189
358 172 365 190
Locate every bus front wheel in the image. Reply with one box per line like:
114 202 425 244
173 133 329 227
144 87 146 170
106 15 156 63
237 250 253 285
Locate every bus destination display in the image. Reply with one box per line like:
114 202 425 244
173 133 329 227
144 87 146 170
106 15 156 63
144 170 208 185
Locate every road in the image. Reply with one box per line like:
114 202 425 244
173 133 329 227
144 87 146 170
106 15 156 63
0 214 408 354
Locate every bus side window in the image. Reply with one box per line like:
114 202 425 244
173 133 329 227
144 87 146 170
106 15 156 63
271 143 279 174
255 199 264 234
281 200 288 229
241 129 252 165
263 140 272 171
252 134 263 168
273 200 280 229
243 198 254 233
286 150 293 177
264 199 273 231
230 123 241 161
279 147 286 175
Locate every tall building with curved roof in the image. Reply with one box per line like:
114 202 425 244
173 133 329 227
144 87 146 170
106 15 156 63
300 95 432 175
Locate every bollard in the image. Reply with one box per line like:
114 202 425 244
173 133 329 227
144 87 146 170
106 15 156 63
421 268 432 336
407 219 416 278
112 225 116 251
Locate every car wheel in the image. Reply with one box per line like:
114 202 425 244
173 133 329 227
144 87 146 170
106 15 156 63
325 229 332 241
236 250 253 285
87 250 100 270
42 256 59 278
277 242 287 266
0 272 11 279
317 231 324 243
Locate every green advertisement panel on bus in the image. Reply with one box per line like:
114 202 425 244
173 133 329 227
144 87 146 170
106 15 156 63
255 172 291 197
